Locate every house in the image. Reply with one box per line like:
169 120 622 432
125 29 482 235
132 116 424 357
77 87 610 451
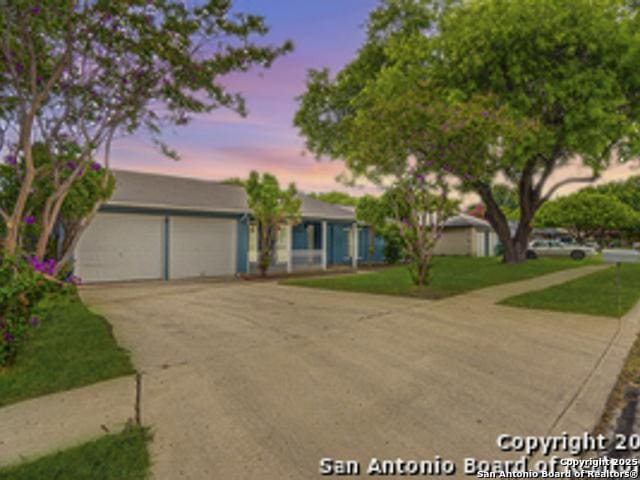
434 213 498 257
74 170 362 282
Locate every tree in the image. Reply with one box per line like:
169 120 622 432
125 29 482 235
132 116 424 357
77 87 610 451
220 177 246 187
295 0 640 263
308 191 358 207
535 191 639 243
245 171 301 277
0 0 292 270
383 169 457 287
0 143 114 267
356 195 387 266
588 176 640 212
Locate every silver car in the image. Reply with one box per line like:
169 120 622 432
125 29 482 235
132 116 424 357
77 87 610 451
527 240 596 260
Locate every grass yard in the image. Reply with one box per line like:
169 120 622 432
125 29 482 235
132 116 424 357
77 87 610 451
283 255 601 299
501 263 640 318
0 294 134 407
0 426 150 480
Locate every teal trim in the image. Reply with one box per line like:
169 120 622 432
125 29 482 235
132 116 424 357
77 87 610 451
100 204 245 219
236 217 249 274
163 216 170 280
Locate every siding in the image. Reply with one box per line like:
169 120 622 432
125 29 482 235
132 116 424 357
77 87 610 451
433 227 472 255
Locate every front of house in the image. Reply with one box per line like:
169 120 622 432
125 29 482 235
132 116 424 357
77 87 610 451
74 170 498 283
74 170 367 283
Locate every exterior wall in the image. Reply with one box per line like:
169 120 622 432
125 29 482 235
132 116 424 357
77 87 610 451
236 218 249 274
358 226 385 263
327 222 353 265
76 206 245 282
433 227 472 256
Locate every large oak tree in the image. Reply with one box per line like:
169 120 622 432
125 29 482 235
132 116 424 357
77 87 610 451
295 0 640 263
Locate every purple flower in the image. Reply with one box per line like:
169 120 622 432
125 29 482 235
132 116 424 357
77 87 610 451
4 154 16 166
65 272 82 286
23 215 36 225
90 162 102 171
29 316 40 328
29 256 56 275
3 331 13 343
30 6 41 14
482 110 488 118
65 161 77 170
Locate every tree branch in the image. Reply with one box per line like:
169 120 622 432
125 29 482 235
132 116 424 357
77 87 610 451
540 175 599 204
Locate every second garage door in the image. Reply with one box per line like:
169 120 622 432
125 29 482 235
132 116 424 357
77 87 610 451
169 216 237 279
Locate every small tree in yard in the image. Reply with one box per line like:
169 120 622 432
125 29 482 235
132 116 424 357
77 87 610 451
0 0 292 270
384 170 458 287
356 195 387 266
245 171 301 277
535 191 639 245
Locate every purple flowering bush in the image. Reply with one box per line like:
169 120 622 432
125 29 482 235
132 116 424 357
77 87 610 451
0 256 62 366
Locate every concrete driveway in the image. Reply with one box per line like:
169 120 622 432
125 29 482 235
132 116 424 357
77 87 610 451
80 267 632 479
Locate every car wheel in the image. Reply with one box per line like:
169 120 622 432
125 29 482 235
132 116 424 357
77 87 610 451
570 250 585 260
526 250 538 260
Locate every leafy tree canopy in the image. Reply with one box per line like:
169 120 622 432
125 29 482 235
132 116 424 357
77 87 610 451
295 0 640 262
534 190 639 241
0 0 292 258
308 191 359 207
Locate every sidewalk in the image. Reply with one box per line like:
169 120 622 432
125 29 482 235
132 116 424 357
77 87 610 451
0 375 137 468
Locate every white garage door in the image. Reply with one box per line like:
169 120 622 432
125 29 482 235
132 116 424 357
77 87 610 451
169 216 236 279
75 213 164 282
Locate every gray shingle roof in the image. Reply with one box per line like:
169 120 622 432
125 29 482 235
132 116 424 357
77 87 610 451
108 170 356 221
444 213 492 230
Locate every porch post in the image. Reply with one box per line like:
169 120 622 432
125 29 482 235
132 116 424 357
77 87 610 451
286 224 293 273
352 222 358 269
321 221 328 270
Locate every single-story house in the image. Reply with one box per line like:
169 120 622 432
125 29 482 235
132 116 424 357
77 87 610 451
433 213 499 257
74 170 364 283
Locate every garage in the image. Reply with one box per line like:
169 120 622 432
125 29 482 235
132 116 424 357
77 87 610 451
168 216 237 279
75 212 165 282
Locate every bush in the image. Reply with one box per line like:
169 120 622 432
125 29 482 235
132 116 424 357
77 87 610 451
0 256 64 366
381 224 404 264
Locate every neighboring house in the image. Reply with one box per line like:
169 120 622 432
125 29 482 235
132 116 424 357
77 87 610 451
74 170 363 282
434 214 498 257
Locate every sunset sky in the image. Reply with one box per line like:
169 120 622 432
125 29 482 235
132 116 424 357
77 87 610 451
110 0 639 200
110 0 380 195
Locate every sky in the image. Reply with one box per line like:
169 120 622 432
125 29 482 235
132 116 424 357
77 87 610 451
110 0 639 200
110 0 381 195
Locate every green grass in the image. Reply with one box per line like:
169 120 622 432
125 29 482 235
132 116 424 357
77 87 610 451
283 255 601 299
0 426 151 480
501 264 640 317
0 294 134 407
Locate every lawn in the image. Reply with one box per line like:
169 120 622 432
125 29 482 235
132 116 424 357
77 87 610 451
283 255 601 299
0 426 151 480
501 263 640 318
0 294 134 407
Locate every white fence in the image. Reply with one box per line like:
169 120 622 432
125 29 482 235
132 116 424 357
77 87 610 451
291 249 323 271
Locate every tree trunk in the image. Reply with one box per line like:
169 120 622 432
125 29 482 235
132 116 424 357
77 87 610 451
477 184 531 264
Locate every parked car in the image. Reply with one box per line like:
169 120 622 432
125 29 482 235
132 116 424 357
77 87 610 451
527 239 596 260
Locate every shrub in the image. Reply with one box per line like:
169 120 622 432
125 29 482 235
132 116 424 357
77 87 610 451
0 256 64 366
381 224 404 264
